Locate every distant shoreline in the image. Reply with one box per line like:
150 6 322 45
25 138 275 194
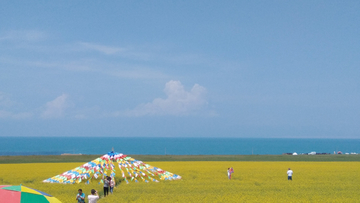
2 137 359 156
2 136 360 139
1 154 359 164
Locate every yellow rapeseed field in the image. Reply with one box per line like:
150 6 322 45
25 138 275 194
0 162 359 202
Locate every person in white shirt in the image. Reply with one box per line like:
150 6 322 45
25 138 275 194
88 189 99 203
110 177 115 194
287 168 293 180
227 167 234 180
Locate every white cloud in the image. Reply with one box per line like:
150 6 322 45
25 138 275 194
3 58 168 80
108 68 168 79
0 110 12 118
125 80 207 116
0 92 32 119
0 30 46 42
0 110 32 119
41 94 72 119
0 92 13 107
79 42 125 55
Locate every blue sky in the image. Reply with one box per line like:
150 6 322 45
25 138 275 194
0 1 359 138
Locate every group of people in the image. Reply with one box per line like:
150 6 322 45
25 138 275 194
76 176 116 203
103 176 116 197
77 167 293 202
227 167 294 180
76 189 98 203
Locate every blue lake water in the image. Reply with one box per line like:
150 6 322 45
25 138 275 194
0 137 359 156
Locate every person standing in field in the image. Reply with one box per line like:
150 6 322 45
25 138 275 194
103 176 110 197
110 177 115 194
227 167 234 179
88 189 99 203
76 189 85 203
287 168 293 180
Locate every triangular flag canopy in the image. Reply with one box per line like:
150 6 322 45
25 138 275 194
43 152 181 184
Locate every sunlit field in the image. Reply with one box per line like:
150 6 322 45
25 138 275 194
0 162 359 202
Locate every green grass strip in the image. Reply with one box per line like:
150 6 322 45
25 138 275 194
0 154 360 164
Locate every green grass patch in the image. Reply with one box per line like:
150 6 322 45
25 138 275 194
0 154 359 164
